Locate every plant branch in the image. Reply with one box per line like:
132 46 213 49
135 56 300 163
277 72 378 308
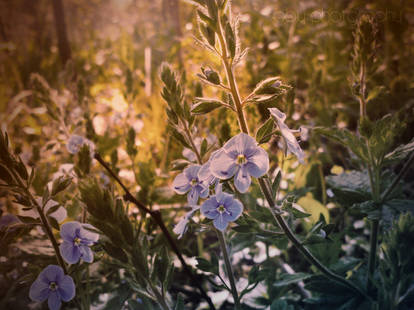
215 23 371 300
93 153 216 310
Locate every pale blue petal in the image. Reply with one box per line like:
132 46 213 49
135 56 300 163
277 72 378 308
246 148 269 178
29 279 50 302
222 133 257 155
201 197 219 219
48 291 62 310
199 185 209 199
198 161 212 182
187 188 199 205
38 265 64 283
210 152 238 179
80 246 94 263
234 166 251 193
172 173 191 194
60 242 80 264
215 183 224 202
213 215 228 231
58 275 76 302
184 165 201 180
79 224 99 242
222 199 243 222
173 207 200 239
60 222 81 242
268 108 286 122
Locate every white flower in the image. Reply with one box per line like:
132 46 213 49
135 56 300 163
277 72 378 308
268 108 305 163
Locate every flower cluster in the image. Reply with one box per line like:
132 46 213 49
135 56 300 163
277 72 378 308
172 133 270 235
29 265 75 310
59 221 100 264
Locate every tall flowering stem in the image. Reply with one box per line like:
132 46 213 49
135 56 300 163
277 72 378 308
214 18 370 300
216 229 240 309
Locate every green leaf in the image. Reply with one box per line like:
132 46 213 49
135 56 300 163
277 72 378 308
51 176 72 196
274 272 313 287
196 256 218 274
169 127 191 149
200 138 208 158
16 215 40 225
232 225 257 233
314 127 369 162
272 171 281 199
384 138 414 165
191 98 225 115
256 118 274 144
174 294 184 310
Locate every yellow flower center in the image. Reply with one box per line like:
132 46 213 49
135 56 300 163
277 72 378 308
237 154 246 165
190 178 198 186
49 282 58 291
74 237 81 246
217 204 226 214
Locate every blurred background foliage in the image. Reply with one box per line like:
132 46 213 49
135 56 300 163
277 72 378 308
1 0 414 309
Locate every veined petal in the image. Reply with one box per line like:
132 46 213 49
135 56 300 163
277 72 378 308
222 133 257 155
213 214 228 231
173 207 200 239
199 185 209 199
234 166 251 193
59 242 80 264
60 222 81 242
268 108 286 122
187 187 200 205
48 291 62 310
210 152 238 179
222 198 243 222
38 265 64 283
58 275 76 302
29 279 50 302
79 246 94 263
79 224 99 242
184 165 201 180
201 197 219 219
246 148 269 178
172 173 191 194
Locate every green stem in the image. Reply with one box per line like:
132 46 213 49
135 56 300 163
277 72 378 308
8 168 67 273
216 230 240 309
149 282 170 310
215 24 370 300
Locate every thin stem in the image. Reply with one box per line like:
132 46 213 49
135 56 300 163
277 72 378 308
216 230 240 309
182 120 202 164
93 153 216 310
8 168 67 273
215 24 370 299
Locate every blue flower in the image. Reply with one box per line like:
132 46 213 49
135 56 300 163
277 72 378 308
173 206 200 239
59 221 99 264
29 265 75 310
66 135 95 156
172 165 209 205
210 133 269 193
200 191 243 231
268 108 305 163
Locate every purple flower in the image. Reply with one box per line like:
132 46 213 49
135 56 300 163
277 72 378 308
210 133 269 193
200 192 243 231
172 165 209 205
29 265 75 310
268 108 305 163
59 221 99 264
